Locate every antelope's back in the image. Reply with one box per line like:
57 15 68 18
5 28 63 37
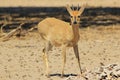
38 18 73 44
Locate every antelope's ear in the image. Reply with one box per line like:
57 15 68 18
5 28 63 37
78 4 86 16
66 4 73 16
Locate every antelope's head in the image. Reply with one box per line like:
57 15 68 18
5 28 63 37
66 4 85 25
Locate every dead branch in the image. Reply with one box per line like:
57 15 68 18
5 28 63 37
0 21 38 42
28 26 37 32
0 24 7 37
2 23 24 41
0 16 12 36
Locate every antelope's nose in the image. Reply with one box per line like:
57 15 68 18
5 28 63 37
73 21 77 24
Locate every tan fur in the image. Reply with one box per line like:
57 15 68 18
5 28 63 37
38 4 85 77
38 18 74 46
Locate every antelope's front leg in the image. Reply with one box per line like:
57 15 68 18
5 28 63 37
73 44 82 75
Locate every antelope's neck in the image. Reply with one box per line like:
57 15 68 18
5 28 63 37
71 24 80 45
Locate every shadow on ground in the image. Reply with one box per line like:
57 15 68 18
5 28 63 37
49 73 77 77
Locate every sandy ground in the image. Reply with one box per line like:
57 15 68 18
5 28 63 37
0 0 120 7
0 26 120 80
0 0 120 79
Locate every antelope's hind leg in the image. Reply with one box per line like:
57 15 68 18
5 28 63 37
61 44 67 77
42 41 52 77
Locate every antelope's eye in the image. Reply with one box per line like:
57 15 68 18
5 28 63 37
70 16 73 18
78 16 80 18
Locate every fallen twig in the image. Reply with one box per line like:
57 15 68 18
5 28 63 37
2 23 24 41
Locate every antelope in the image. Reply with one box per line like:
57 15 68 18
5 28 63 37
38 4 85 77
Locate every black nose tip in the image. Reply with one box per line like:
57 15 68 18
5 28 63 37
73 21 77 24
